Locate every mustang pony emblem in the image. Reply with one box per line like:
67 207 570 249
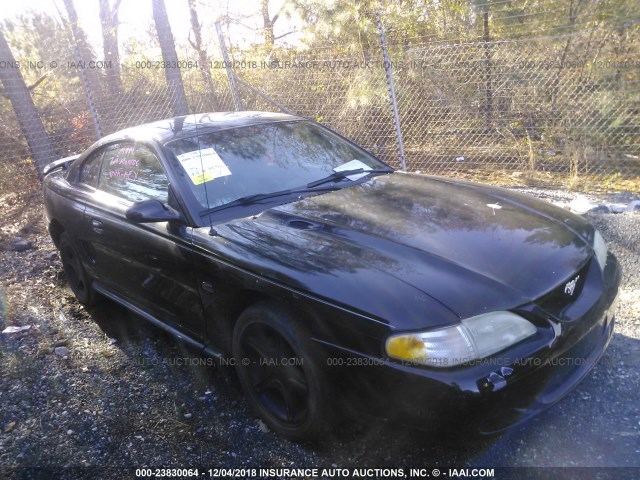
564 275 580 296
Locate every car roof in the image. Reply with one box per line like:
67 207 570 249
101 111 304 145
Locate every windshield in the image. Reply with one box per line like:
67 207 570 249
164 121 389 211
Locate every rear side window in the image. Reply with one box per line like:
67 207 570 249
79 150 104 188
99 143 169 203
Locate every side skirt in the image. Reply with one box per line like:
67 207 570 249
92 282 223 359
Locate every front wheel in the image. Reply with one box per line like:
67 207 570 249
59 232 99 306
232 302 333 440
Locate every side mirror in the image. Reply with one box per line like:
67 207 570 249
126 199 183 223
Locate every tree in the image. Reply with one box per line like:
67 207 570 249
61 0 100 90
261 0 287 48
290 0 378 59
474 0 493 126
187 0 218 110
261 0 298 52
0 27 56 177
261 0 275 48
99 0 123 96
550 0 587 114
152 0 189 116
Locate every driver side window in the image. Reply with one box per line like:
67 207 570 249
98 143 169 203
79 150 103 188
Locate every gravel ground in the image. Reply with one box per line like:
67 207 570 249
0 187 638 479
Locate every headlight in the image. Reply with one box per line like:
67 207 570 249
386 311 536 368
593 230 608 271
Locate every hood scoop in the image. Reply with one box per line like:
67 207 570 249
286 219 324 231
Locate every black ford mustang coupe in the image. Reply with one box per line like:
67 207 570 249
43 112 620 440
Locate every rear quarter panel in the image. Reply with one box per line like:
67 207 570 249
43 172 87 244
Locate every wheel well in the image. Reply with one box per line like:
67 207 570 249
221 290 312 351
212 290 271 352
49 219 65 247
228 290 272 325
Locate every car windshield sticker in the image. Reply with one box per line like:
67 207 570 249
177 148 231 185
334 159 372 181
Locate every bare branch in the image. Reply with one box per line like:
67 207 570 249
271 0 289 24
187 31 198 50
274 30 296 40
27 74 48 91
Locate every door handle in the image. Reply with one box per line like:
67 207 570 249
201 281 215 294
91 219 104 234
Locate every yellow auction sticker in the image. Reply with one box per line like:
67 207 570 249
177 148 232 185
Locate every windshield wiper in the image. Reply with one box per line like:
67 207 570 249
201 185 340 216
201 168 393 216
306 168 392 188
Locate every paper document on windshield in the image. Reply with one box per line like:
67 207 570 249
333 160 372 181
177 148 232 185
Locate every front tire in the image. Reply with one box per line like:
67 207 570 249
232 302 332 440
59 232 99 306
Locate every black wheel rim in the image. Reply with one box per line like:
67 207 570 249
239 323 309 427
61 243 87 296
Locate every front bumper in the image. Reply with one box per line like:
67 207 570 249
325 254 621 434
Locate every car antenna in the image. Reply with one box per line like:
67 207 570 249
194 118 218 237
187 59 218 237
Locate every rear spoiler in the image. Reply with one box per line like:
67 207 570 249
43 154 80 176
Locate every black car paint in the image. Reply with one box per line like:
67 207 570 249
43 112 620 433
203 173 596 323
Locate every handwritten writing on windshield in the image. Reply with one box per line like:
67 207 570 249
108 168 138 180
110 157 139 167
108 151 140 180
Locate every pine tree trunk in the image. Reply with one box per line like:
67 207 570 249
0 28 56 178
482 8 493 127
153 0 189 116
262 0 275 48
99 0 123 96
188 0 219 111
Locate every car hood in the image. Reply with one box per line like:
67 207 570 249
197 173 594 329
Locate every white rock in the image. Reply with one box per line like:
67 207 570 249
568 195 599 214
257 419 270 433
2 325 31 334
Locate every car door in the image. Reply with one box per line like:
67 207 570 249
81 141 206 337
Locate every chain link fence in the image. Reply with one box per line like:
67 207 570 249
1 8 639 201
393 32 639 181
228 26 640 187
0 62 236 198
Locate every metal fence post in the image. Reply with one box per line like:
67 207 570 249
215 21 243 111
376 11 406 172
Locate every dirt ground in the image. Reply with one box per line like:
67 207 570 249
0 186 639 480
